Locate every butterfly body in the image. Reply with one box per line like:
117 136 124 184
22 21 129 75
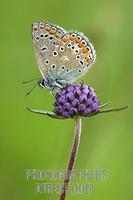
32 22 96 92
39 77 65 90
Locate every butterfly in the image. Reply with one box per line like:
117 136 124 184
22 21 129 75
32 21 96 93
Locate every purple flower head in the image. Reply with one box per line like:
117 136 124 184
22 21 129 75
54 84 100 118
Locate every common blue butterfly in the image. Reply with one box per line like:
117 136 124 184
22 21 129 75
32 22 96 93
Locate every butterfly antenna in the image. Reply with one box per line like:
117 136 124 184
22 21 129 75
25 82 38 96
22 77 40 84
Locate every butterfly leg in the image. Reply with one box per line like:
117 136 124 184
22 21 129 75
49 87 55 97
54 88 63 97
49 86 63 98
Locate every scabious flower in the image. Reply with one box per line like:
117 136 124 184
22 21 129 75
27 82 127 200
54 83 100 118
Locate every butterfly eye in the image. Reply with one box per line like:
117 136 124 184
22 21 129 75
51 64 56 69
53 51 58 56
60 46 65 51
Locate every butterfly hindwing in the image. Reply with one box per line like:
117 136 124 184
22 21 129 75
49 31 96 83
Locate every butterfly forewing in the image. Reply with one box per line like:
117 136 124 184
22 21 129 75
32 22 66 79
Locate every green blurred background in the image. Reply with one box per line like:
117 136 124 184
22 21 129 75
0 0 132 199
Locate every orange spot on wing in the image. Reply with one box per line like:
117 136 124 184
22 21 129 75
75 36 82 43
50 27 56 34
39 23 45 29
56 39 62 45
82 48 91 54
62 35 70 42
55 31 61 38
70 36 75 41
46 25 51 31
75 38 80 43
78 42 85 48
85 57 92 64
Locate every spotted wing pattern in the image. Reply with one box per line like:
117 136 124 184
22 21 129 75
32 22 96 83
32 22 66 79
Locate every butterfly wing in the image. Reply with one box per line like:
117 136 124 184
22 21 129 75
32 22 66 79
32 22 96 84
43 31 96 83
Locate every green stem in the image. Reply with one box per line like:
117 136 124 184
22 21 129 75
60 117 82 200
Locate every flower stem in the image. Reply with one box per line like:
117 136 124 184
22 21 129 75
60 116 82 200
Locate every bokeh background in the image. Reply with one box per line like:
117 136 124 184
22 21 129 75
0 0 132 199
